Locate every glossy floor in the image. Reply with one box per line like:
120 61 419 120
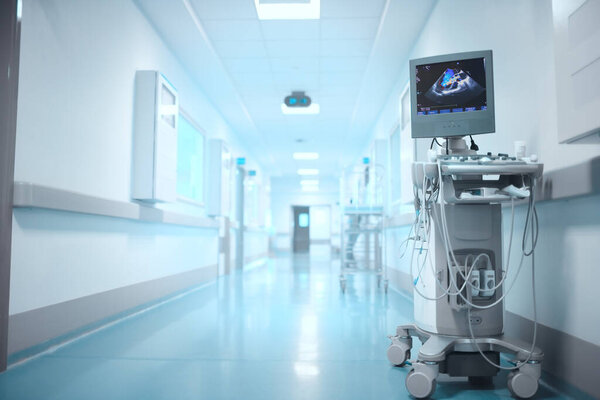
0 251 588 399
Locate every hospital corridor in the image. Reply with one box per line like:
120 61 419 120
0 0 599 399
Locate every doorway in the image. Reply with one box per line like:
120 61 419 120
291 206 310 253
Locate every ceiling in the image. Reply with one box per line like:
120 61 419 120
135 0 436 178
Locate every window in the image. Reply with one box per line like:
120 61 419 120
298 213 309 228
389 84 415 210
176 113 205 203
399 85 414 206
389 127 401 203
401 87 411 129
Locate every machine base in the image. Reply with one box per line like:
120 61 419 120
387 324 544 399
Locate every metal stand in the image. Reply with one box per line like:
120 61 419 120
388 324 543 399
339 208 387 293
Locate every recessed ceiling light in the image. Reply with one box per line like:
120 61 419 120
297 168 319 176
281 103 320 115
293 152 319 160
254 0 320 20
300 179 319 186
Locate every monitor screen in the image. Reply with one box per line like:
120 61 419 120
416 57 487 116
409 50 494 138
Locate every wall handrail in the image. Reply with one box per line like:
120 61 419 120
13 182 219 229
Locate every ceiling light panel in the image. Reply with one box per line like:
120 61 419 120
282 103 320 115
293 152 319 160
297 168 319 175
254 0 320 20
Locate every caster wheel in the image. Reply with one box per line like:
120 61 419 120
340 280 346 293
507 370 539 399
384 280 389 294
387 344 410 367
406 369 436 399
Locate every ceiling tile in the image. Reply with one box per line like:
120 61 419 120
320 71 362 86
260 20 320 40
320 39 373 57
321 0 386 18
192 0 258 19
230 71 273 87
272 71 319 89
212 40 268 58
223 57 272 73
137 0 437 177
320 18 380 40
270 57 319 73
318 95 356 108
320 56 368 72
318 84 360 97
202 20 263 41
265 40 319 58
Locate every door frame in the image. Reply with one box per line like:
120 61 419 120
0 0 21 371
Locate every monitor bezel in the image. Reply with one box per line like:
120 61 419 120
409 50 495 139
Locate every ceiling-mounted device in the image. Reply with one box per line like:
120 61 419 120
282 91 320 115
284 91 311 107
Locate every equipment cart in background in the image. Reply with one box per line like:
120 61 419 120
339 162 388 293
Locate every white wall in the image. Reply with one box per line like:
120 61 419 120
373 0 600 347
10 0 267 317
244 230 269 262
10 209 218 314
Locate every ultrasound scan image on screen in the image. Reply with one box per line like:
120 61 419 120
415 57 487 116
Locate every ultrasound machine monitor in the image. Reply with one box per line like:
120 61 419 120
410 50 495 139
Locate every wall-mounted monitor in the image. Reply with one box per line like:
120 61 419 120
410 50 495 139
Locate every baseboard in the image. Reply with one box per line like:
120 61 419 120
387 267 600 399
8 264 217 363
504 311 600 399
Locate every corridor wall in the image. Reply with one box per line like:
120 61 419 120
371 0 600 396
9 0 266 359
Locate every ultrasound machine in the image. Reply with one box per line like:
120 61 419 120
386 50 544 398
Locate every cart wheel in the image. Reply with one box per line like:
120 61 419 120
507 369 539 399
377 275 382 288
340 279 346 293
406 369 437 399
384 280 389 294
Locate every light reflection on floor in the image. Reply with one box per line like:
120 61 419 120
0 250 588 399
